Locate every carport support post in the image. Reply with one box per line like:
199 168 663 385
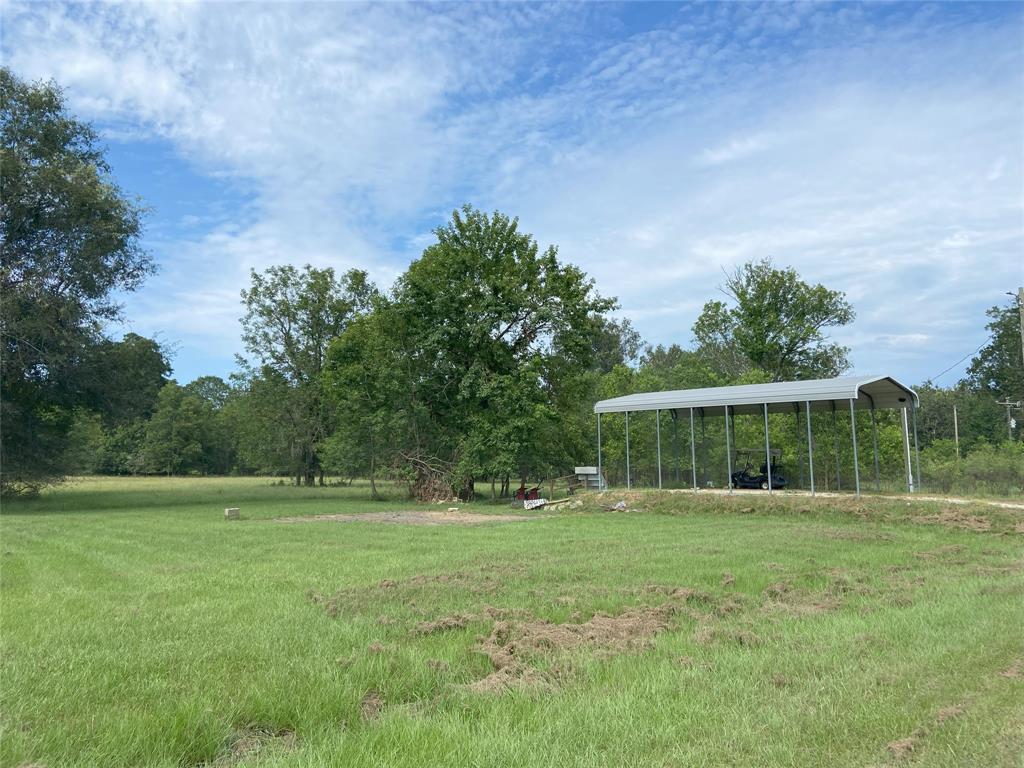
596 413 602 490
689 408 698 491
901 406 914 493
831 402 841 491
805 400 815 496
849 399 861 497
795 404 804 490
763 403 773 493
672 411 680 483
625 411 631 490
724 406 733 494
911 401 922 493
656 409 662 490
870 405 881 492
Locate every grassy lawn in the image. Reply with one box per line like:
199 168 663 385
1 477 1022 767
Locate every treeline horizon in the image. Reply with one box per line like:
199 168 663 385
4 68 1023 499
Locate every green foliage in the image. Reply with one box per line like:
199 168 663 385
61 411 105 474
238 265 375 485
325 206 615 500
920 440 1024 495
142 382 210 475
966 296 1024 404
0 68 153 493
692 258 854 381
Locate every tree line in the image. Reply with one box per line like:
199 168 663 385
3 68 1022 498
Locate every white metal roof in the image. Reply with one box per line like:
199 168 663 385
593 375 918 416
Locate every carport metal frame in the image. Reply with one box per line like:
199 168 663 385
594 375 920 497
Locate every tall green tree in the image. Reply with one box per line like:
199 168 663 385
692 258 854 381
142 382 209 475
238 265 374 485
328 206 615 500
965 297 1024 430
81 333 171 426
1 68 153 493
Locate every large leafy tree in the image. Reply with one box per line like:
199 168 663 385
1 68 153 493
965 297 1024 414
142 382 209 475
238 265 374 485
692 258 855 381
331 205 615 500
80 332 171 426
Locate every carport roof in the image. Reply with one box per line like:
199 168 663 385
593 375 918 416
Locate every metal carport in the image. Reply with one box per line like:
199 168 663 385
593 375 921 496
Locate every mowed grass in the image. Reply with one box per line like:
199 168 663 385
1 477 1022 767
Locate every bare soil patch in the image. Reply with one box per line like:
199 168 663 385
414 614 471 635
360 689 385 720
277 510 535 525
218 725 297 764
470 604 678 693
887 733 920 760
999 659 1022 679
936 704 965 723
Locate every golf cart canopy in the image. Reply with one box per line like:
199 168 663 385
593 375 918 416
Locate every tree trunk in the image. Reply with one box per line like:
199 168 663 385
369 453 379 500
318 469 325 487
457 478 475 502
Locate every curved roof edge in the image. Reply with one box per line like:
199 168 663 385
593 375 919 415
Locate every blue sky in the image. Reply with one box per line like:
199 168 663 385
3 1 1022 385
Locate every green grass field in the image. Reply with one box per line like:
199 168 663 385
2 477 1022 767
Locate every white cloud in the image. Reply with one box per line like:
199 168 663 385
697 134 773 166
1 2 1021 383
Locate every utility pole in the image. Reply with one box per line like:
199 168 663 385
1018 287 1024 366
1008 288 1024 367
995 399 1021 440
952 404 960 460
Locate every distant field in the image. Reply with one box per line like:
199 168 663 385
2 477 1022 767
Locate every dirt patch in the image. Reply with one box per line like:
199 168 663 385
360 689 385 720
771 673 791 687
414 614 471 635
759 578 844 615
887 734 920 760
641 584 716 604
936 704 965 723
911 510 992 531
467 664 551 694
763 581 791 599
426 659 450 672
277 511 535 525
721 571 735 587
694 625 762 647
220 725 297 764
469 604 677 693
999 659 1022 679
763 590 841 617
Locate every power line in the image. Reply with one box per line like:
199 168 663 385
928 337 990 383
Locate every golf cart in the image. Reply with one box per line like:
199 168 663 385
730 448 787 490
